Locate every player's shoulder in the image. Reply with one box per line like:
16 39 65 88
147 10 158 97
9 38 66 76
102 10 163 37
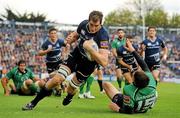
11 66 18 72
25 67 33 73
142 38 149 43
123 84 136 95
78 20 88 27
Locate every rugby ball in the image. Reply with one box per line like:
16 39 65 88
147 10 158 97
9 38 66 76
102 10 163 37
85 40 99 61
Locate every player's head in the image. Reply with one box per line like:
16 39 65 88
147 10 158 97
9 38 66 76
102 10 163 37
147 26 156 38
48 28 58 41
17 60 26 73
126 35 133 43
88 10 103 33
117 29 125 39
133 71 149 88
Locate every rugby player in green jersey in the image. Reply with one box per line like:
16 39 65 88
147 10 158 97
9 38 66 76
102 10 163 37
1 60 44 96
111 29 126 90
103 39 157 114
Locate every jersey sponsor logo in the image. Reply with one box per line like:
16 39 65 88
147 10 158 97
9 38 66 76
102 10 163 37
56 43 60 48
100 41 108 48
156 41 159 45
123 95 130 104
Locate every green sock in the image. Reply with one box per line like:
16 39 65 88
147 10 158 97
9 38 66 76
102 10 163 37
86 75 94 92
125 80 130 85
79 82 85 94
117 77 123 89
29 83 38 93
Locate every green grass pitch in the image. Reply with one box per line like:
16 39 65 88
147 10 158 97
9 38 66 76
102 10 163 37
0 81 180 118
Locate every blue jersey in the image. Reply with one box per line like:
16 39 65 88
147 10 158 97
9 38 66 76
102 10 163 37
41 38 64 63
142 37 166 63
76 20 109 58
117 45 136 65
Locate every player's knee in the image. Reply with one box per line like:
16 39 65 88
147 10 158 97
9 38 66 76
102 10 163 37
57 65 70 80
24 79 33 87
51 76 63 86
36 80 45 88
69 78 81 89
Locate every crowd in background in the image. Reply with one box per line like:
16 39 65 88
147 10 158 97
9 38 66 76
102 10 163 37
0 26 180 80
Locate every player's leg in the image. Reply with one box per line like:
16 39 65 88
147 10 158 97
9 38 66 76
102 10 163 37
78 81 86 98
63 72 86 105
97 68 104 93
22 65 71 110
63 57 96 105
152 69 160 83
21 79 38 95
116 68 123 90
84 74 95 99
102 81 119 99
123 72 133 85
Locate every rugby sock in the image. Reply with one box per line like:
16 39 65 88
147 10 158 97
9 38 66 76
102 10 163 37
117 77 123 89
97 80 103 92
31 87 52 106
86 75 94 92
79 82 85 94
29 83 38 93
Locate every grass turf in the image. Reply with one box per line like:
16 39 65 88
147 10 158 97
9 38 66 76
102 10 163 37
0 81 180 118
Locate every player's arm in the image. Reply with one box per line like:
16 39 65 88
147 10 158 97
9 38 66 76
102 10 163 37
112 48 117 58
139 43 146 57
161 40 168 61
38 44 53 56
65 32 79 44
125 40 149 72
1 77 10 96
118 58 132 71
117 48 132 71
108 102 120 112
83 40 109 67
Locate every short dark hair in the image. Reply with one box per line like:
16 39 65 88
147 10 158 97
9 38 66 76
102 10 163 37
126 35 133 39
133 71 149 88
148 26 156 31
48 28 57 34
17 60 26 66
117 29 124 32
89 10 103 24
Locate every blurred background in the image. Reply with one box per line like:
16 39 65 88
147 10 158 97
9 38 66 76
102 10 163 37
0 0 179 83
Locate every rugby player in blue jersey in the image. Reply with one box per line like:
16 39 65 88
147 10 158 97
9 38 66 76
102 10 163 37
38 28 68 96
22 10 110 110
117 35 139 84
140 26 168 83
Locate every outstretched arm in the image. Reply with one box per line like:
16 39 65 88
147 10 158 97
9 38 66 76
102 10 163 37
125 40 149 72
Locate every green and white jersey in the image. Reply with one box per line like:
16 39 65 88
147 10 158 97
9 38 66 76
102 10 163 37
123 71 157 113
111 38 126 49
5 66 35 90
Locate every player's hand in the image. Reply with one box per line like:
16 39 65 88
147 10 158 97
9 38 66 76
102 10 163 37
124 39 135 52
65 32 78 44
47 45 53 52
4 90 10 96
108 102 120 112
161 54 167 61
128 65 134 72
83 39 96 52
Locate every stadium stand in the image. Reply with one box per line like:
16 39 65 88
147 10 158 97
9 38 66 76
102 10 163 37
0 21 179 82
